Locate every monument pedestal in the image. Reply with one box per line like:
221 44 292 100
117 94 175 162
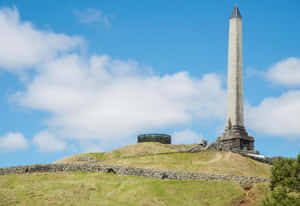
217 125 254 152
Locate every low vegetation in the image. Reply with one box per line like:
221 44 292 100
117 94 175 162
56 143 271 177
0 143 275 205
54 142 195 164
247 183 271 206
102 151 271 177
262 153 300 206
0 172 268 206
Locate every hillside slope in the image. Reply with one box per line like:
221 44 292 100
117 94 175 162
56 143 271 177
102 151 271 177
0 172 269 206
0 143 272 206
54 142 195 164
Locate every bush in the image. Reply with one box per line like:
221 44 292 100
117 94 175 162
263 153 300 206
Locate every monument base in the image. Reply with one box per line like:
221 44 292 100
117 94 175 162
218 125 254 152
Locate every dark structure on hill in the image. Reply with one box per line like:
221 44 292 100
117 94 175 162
137 134 171 144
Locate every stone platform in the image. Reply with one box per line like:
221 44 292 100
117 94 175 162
219 125 254 152
206 125 255 153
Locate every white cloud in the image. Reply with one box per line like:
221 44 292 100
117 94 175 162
266 57 300 87
172 129 202 144
33 131 66 152
74 8 110 26
0 132 28 151
0 7 83 71
0 6 226 150
247 90 300 138
1 6 299 152
16 54 226 142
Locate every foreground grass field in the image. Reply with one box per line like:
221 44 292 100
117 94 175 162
1 143 271 205
0 172 269 206
56 143 271 177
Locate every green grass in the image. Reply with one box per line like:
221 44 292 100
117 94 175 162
0 172 268 206
248 183 270 206
101 151 271 177
86 152 106 161
54 142 195 163
1 143 272 205
55 143 271 177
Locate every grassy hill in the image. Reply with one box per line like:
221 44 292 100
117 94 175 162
0 143 272 206
54 143 195 164
0 172 269 206
103 152 271 177
56 143 271 177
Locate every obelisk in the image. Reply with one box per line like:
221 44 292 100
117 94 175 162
227 5 243 128
218 5 254 152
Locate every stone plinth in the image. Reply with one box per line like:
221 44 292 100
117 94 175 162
218 125 254 152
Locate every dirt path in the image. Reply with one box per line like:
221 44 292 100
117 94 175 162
236 185 256 206
203 153 223 164
195 152 232 164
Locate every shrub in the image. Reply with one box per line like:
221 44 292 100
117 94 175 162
263 153 300 206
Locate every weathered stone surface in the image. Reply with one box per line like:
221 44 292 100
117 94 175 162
226 13 244 128
220 125 254 151
205 142 219 151
137 134 171 144
0 164 269 184
186 144 206 153
218 6 255 152
205 138 257 155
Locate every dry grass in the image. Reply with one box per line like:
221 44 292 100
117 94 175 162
0 172 258 206
1 143 271 205
101 151 271 177
54 142 195 164
54 143 271 177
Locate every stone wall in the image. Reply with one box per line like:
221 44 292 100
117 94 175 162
137 134 171 144
0 164 269 184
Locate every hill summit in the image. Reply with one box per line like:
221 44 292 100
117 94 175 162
55 142 271 177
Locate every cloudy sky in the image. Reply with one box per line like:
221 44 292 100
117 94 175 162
0 0 299 167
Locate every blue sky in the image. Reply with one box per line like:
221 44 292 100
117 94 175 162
0 0 300 167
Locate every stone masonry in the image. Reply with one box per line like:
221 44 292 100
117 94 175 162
218 5 254 152
0 164 268 184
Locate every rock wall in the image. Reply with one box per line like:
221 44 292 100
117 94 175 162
137 134 171 144
0 164 269 184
